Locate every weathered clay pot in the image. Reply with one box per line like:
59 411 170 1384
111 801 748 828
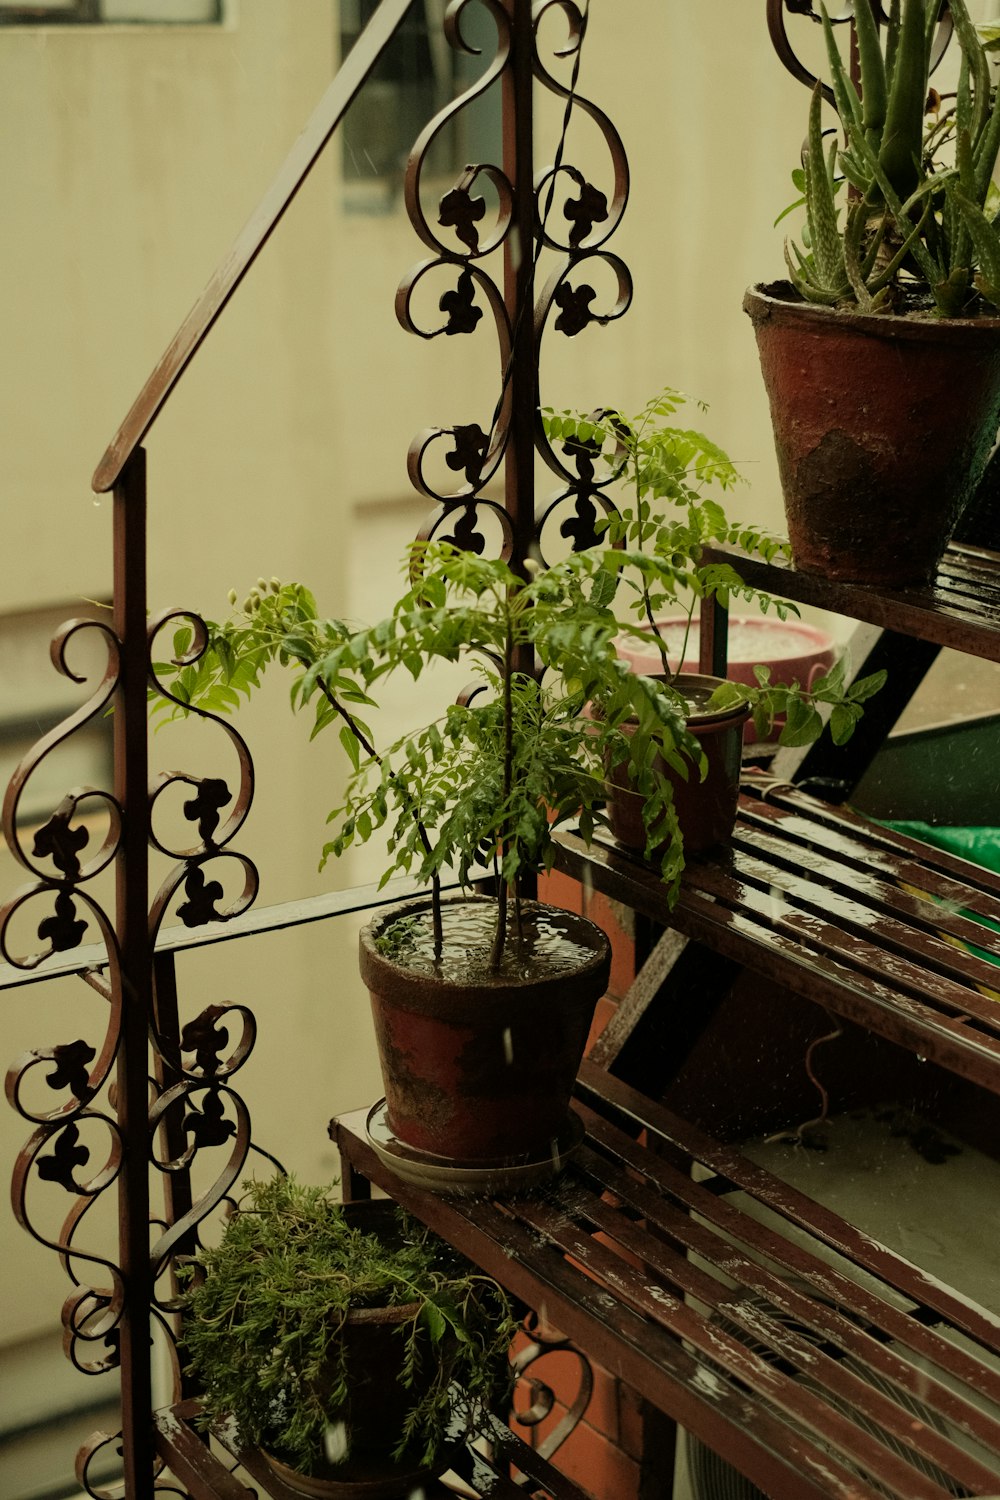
359 896 611 1164
744 280 1000 586
605 675 751 856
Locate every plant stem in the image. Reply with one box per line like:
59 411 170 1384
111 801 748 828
489 596 516 972
311 672 443 959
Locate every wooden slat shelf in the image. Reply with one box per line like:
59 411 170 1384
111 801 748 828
332 1066 1000 1500
704 541 1000 660
153 1399 593 1499
555 775 1000 1094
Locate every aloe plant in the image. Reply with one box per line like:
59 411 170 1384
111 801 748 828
787 0 1000 315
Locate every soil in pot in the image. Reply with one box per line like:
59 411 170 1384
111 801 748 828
744 280 1000 587
605 674 751 857
359 896 611 1165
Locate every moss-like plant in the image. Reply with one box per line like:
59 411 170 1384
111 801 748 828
180 1176 516 1476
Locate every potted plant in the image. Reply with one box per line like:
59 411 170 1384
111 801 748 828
179 1175 516 1496
746 0 1000 586
541 388 886 852
152 395 879 1171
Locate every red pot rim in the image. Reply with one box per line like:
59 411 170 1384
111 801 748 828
360 894 612 1013
744 279 1000 346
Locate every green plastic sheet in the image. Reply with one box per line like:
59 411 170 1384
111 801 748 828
882 820 1000 970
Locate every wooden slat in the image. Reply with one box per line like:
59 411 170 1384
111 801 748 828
567 1135 1000 1460
578 1063 1000 1360
702 543 1000 661
154 1400 594 1500
513 1197 957 1500
557 828 1000 1088
333 1072 1000 1500
554 786 1000 1091
331 1111 867 1500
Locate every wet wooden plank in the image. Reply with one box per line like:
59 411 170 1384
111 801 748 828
334 1097 1000 1497
740 783 1000 906
567 1135 1000 1461
702 543 1000 661
587 925 689 1067
331 1111 865 1500
155 1398 590 1500
556 828 1000 1089
514 1193 987 1499
728 822 1000 977
153 1407 254 1499
688 852 1000 1023
578 1063 1000 1362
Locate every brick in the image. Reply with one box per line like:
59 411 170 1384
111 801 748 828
524 1410 640 1500
538 868 584 915
582 889 636 997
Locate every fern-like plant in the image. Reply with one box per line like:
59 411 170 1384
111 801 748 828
151 388 882 947
541 388 885 743
179 1177 516 1477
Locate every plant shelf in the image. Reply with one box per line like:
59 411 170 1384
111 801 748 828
153 1398 594 1499
332 1064 1000 1500
555 774 1000 1096
703 541 1000 661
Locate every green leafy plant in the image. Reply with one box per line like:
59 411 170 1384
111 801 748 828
542 388 886 743
786 0 1000 315
152 389 881 950
179 1176 516 1475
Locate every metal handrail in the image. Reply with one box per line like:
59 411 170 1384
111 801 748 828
91 0 415 495
0 869 460 991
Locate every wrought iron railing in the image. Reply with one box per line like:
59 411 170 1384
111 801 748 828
1 1 633 1493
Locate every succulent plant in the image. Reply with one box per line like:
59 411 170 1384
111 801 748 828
787 0 1000 316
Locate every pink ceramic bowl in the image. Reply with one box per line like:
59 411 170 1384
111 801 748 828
615 615 837 743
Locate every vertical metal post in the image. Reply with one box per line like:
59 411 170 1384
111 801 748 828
113 447 155 1497
502 0 537 584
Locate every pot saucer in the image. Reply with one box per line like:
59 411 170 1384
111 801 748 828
364 1098 585 1196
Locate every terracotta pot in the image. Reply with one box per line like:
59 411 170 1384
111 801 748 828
614 615 836 744
260 1201 433 1499
744 280 1000 586
605 674 751 856
359 896 611 1164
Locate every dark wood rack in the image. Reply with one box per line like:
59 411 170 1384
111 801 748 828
705 541 1000 661
332 545 1000 1497
333 1064 1000 1500
555 773 1000 1095
154 1399 594 1499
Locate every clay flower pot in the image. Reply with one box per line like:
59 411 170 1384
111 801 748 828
359 895 611 1167
604 674 751 856
260 1200 435 1499
744 281 1000 587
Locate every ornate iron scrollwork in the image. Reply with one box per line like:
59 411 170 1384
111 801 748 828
2 578 273 1496
398 0 631 571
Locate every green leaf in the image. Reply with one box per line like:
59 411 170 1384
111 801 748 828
338 724 361 772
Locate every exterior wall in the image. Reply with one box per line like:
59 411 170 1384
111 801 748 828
12 3 997 1495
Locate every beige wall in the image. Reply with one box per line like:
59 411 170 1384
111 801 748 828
0 0 887 1431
